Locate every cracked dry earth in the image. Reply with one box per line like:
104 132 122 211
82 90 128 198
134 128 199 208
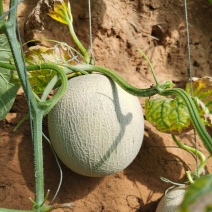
0 0 212 211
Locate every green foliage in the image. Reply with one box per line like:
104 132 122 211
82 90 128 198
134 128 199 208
24 44 75 94
0 34 20 120
179 174 212 212
145 96 192 134
145 77 212 135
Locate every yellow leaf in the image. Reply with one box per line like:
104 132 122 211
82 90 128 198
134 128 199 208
48 0 71 25
186 77 212 127
48 10 68 25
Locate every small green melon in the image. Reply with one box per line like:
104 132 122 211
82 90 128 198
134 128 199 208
48 74 144 177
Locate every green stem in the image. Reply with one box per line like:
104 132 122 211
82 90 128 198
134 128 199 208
5 3 37 111
0 209 34 212
0 60 67 210
64 64 173 97
0 62 68 114
65 61 212 158
137 49 159 85
137 49 212 156
33 110 45 206
1 0 47 209
0 61 170 98
0 0 3 17
5 27 45 210
65 1 90 64
161 88 212 155
172 135 206 164
68 23 90 64
186 171 195 184
32 63 68 115
172 135 207 178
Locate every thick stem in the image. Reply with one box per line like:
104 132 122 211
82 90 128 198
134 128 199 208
3 0 46 208
162 88 212 155
64 64 173 97
5 22 37 111
5 28 46 207
33 110 45 207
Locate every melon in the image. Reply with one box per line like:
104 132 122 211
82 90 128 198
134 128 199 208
156 186 187 212
48 74 144 177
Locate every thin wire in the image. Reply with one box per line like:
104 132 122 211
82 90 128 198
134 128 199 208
88 0 95 64
184 0 193 92
184 0 198 175
42 133 63 205
0 0 23 20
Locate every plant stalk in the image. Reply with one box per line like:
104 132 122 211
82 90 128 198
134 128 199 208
5 1 37 110
172 135 207 179
3 0 46 209
64 1 90 64
68 21 90 64
33 110 45 207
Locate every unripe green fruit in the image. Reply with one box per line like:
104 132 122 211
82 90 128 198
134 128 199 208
48 74 144 177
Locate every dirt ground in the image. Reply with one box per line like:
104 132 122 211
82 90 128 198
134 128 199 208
0 0 212 211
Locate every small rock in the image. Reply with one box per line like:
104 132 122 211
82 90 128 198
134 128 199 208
5 113 22 125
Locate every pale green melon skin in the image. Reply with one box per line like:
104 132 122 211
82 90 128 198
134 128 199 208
156 186 187 212
48 74 144 177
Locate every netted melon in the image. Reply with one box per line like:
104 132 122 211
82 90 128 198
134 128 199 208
156 186 187 212
48 74 144 177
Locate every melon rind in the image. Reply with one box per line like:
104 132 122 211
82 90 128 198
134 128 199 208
156 186 187 212
48 74 144 177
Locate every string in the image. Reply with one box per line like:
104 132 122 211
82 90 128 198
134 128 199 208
0 0 23 20
88 0 95 64
184 0 198 176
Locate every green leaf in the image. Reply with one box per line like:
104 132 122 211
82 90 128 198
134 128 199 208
27 69 57 94
179 174 212 212
24 44 75 94
185 77 212 127
145 96 192 135
0 34 20 121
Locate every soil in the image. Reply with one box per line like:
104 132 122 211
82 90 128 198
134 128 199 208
0 0 212 211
